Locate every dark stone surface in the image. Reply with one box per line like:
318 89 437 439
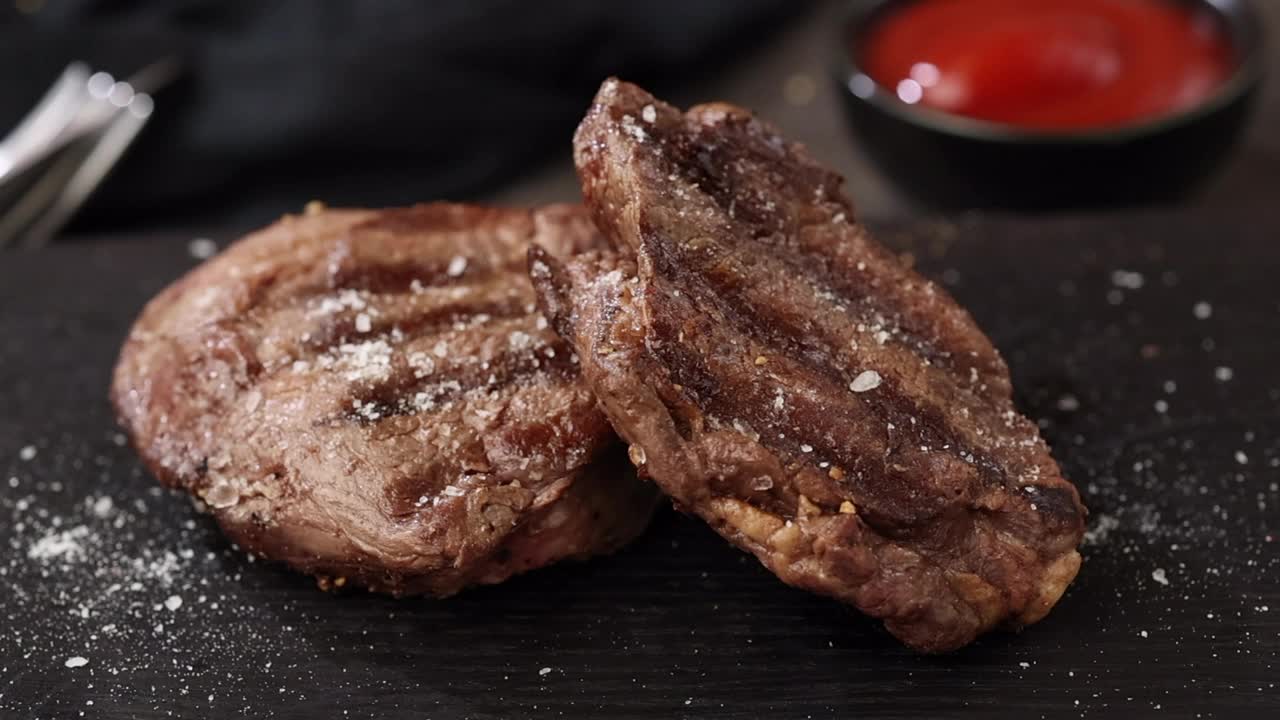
1 212 1277 718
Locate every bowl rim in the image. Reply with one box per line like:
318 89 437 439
833 0 1266 144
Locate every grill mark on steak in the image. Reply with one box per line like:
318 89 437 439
112 202 659 598
642 216 974 402
327 207 530 292
296 293 533 355
639 237 1019 515
639 107 1000 383
331 335 582 426
544 79 1086 652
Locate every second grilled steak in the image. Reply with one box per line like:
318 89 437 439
532 79 1086 652
112 202 658 596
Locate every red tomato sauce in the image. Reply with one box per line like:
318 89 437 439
857 0 1237 130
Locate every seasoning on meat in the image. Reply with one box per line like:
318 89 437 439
532 79 1086 652
113 202 658 597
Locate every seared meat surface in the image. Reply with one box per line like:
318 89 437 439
113 202 657 596
531 79 1086 652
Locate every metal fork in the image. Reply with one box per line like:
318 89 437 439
0 59 179 249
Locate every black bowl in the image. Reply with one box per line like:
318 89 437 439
833 0 1265 211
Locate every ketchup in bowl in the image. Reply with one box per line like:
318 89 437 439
857 0 1237 131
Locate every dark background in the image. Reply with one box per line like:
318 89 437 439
2 0 1279 232
494 0 1280 219
0 0 803 231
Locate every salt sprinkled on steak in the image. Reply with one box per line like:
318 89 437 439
535 79 1088 652
110 202 659 598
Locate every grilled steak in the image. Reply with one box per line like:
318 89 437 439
531 79 1086 652
112 202 658 596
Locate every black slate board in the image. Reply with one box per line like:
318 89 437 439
1 212 1277 719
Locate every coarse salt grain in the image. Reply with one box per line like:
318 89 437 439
28 525 91 561
91 496 114 518
1083 513 1119 546
849 370 882 393
244 389 262 414
65 656 88 668
1152 568 1169 586
354 313 372 333
311 289 367 316
1111 270 1144 290
641 104 656 124
628 445 647 466
188 238 217 260
19 445 37 461
620 114 647 142
1192 301 1213 319
333 340 393 383
538 667 552 676
203 478 241 509
164 595 183 611
446 256 468 277
1215 366 1234 382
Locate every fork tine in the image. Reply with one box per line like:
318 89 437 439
0 63 93 184
18 95 154 249
0 58 174 250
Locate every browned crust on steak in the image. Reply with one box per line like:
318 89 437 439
533 79 1086 652
112 202 658 596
